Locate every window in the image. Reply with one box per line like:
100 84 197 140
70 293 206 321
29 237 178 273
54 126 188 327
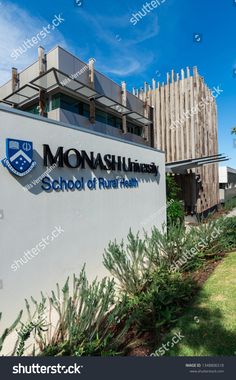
51 94 90 118
219 183 226 189
96 109 107 124
24 102 49 115
52 94 60 110
25 93 142 136
25 104 40 115
127 122 143 136
95 109 121 129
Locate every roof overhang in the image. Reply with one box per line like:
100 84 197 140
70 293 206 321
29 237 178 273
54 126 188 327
4 84 39 105
95 95 151 125
31 68 99 98
166 154 230 173
3 68 152 126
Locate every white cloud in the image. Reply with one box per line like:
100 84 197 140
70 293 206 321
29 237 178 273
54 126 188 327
76 10 158 78
131 15 159 44
99 54 154 77
0 2 159 86
78 10 159 47
103 60 141 77
0 1 67 86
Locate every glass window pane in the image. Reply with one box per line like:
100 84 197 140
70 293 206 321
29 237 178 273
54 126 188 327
137 118 152 124
96 109 107 123
5 93 27 104
52 94 61 110
76 87 97 97
32 70 57 90
25 104 39 115
57 72 83 91
18 86 39 98
96 97 116 107
107 114 116 127
110 104 130 113
127 112 142 120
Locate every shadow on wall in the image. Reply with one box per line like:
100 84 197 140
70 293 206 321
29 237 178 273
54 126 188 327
59 109 147 146
174 171 204 215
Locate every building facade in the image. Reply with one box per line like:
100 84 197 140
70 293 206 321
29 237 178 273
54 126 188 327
0 46 152 147
219 166 236 203
0 104 166 354
0 46 226 216
134 67 221 215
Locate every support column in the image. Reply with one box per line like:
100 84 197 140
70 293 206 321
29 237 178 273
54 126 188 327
11 67 19 93
121 81 127 134
144 84 151 145
89 58 95 87
89 58 96 124
38 46 47 117
11 68 19 108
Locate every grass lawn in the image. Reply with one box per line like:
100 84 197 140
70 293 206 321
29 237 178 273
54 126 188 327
162 252 236 356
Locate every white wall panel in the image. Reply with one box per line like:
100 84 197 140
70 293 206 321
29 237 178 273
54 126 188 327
0 106 166 349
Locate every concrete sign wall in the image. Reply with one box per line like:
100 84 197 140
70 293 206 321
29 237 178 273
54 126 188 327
0 105 166 341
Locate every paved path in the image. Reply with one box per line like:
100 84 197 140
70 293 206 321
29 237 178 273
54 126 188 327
226 208 236 218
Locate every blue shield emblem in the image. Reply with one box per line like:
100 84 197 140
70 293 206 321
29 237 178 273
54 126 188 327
2 138 36 176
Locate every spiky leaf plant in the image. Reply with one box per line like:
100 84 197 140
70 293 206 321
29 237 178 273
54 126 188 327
0 311 22 354
22 266 129 356
103 230 152 296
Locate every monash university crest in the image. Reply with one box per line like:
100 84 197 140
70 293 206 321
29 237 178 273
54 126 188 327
2 138 36 176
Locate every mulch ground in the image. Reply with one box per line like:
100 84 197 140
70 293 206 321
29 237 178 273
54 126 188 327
190 256 224 287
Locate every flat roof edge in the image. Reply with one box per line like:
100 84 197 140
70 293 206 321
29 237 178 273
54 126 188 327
227 166 236 173
0 105 165 154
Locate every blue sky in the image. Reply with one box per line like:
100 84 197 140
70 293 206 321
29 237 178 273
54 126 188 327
0 0 235 166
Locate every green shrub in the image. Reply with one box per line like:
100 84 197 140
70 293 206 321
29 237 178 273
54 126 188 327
0 311 22 354
14 296 48 356
166 175 184 225
149 224 195 268
167 200 184 226
149 219 229 272
125 268 195 337
191 219 226 258
223 197 236 212
103 222 215 296
168 219 226 272
103 230 152 296
4 215 234 357
21 267 129 356
218 216 236 251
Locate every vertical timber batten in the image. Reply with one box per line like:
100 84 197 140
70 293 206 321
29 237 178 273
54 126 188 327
137 66 219 216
